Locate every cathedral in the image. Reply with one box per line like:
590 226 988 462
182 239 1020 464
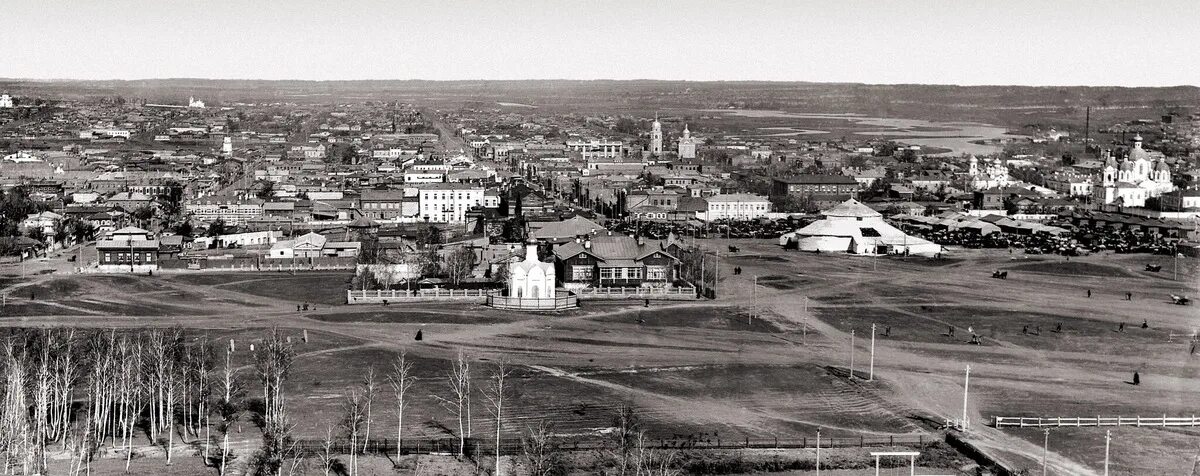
966 155 1013 190
1092 135 1174 207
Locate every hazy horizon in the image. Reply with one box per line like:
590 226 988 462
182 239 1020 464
8 0 1200 87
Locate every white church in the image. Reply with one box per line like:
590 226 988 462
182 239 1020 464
966 155 1014 190
1092 135 1174 208
508 243 555 301
489 243 575 310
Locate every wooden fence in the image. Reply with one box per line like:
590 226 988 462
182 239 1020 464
994 415 1200 428
572 285 697 300
347 288 491 304
288 434 933 457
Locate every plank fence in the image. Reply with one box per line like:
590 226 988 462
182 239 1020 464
288 434 932 457
994 415 1200 428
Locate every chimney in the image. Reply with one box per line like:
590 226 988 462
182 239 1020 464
584 240 591 249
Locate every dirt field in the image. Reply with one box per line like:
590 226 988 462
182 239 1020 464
2 243 1198 475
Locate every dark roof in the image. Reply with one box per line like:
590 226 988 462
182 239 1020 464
774 174 858 185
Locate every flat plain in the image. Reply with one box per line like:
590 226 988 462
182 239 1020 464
2 241 1197 475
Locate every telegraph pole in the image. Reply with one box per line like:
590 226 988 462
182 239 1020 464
802 296 809 343
962 365 971 431
750 274 757 325
714 250 720 297
849 330 856 379
815 428 821 476
869 323 876 381
1103 430 1111 476
1042 428 1050 476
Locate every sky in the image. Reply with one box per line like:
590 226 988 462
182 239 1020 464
5 0 1199 86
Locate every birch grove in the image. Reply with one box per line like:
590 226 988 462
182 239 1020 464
0 327 246 475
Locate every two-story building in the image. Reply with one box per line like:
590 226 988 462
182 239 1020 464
185 196 265 225
772 175 860 199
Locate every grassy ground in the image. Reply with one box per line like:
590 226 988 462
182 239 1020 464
2 243 1197 474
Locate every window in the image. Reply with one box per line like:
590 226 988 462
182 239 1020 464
600 268 616 281
646 266 667 280
572 266 593 281
624 267 642 280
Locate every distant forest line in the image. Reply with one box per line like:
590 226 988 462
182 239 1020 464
2 79 1196 129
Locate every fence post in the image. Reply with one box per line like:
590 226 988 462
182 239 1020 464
860 435 864 447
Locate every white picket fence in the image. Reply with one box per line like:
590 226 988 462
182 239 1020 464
347 288 490 304
995 415 1200 428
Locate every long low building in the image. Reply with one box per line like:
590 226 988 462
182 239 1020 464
779 199 942 256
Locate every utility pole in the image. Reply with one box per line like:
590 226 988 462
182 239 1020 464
869 323 876 381
714 250 720 298
815 428 821 476
803 296 809 343
1104 430 1111 476
962 365 971 431
750 275 757 325
1042 428 1050 476
849 330 856 379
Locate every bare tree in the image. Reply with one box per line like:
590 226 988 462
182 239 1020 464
388 350 416 459
608 404 643 476
340 389 365 476
484 361 512 476
361 367 378 454
521 421 564 476
432 350 471 456
253 328 295 476
217 348 241 475
444 245 478 285
318 425 337 476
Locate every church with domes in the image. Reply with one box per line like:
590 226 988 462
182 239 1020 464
1093 135 1174 207
966 155 1014 190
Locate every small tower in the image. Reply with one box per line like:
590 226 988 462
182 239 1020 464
222 136 233 156
650 114 663 156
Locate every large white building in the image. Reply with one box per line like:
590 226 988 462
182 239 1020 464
778 199 941 256
698 193 770 221
416 183 484 223
566 140 623 160
0 94 13 108
677 124 701 159
185 196 265 225
188 96 206 108
1092 135 1174 207
649 116 663 156
966 156 1014 190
